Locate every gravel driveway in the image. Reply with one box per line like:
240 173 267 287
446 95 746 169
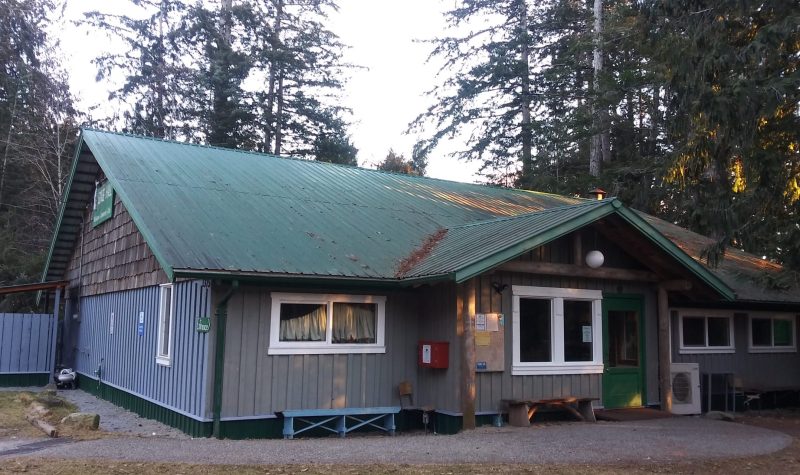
1 388 792 465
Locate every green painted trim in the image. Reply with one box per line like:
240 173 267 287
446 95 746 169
77 376 212 437
0 373 49 387
454 201 617 283
212 281 239 438
615 206 736 301
40 136 88 287
218 418 283 439
84 134 175 283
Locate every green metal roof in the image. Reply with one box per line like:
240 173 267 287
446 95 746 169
401 200 617 281
54 129 583 283
43 128 798 304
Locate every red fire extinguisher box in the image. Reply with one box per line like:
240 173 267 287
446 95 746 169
418 341 449 369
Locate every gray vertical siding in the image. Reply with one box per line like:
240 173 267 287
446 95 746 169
0 313 55 374
75 280 211 419
671 311 800 389
219 286 420 419
416 271 659 415
476 272 658 412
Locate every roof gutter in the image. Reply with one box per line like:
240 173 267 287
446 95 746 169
173 268 452 288
212 280 239 439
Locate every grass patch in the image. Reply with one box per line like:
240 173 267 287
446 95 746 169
0 391 77 438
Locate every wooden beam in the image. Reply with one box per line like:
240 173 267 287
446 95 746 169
657 285 672 413
572 231 582 266
497 261 659 282
0 280 69 295
459 278 477 430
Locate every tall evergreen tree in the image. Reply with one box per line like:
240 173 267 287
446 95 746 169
648 0 800 271
0 0 77 304
86 0 191 138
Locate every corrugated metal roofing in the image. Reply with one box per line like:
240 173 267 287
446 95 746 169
78 129 584 281
403 200 615 279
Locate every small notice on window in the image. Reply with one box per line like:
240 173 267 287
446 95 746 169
475 313 487 331
582 325 592 343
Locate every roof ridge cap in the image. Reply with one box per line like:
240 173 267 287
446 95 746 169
447 199 613 231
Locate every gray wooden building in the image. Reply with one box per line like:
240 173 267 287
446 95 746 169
40 129 800 437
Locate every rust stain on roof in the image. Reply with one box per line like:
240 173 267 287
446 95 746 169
395 228 448 278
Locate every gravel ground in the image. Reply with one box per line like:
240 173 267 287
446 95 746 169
15 417 793 465
1 387 791 466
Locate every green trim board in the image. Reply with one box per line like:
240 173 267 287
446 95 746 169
77 375 212 438
0 373 49 387
602 294 647 409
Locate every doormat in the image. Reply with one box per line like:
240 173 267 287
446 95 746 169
595 408 673 422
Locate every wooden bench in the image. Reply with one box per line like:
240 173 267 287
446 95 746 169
502 397 598 426
278 406 400 439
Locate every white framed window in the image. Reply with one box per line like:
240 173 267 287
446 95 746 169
677 310 735 354
156 284 175 366
511 286 603 375
749 313 796 353
268 293 386 355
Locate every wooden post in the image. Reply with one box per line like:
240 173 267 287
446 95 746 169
49 287 61 377
657 286 671 413
459 279 477 430
657 280 691 413
573 231 582 266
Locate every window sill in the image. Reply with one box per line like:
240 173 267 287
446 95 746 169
156 356 172 367
268 345 386 355
748 347 796 354
512 363 603 376
679 347 735 354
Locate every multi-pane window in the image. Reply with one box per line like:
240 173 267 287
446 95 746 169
678 311 734 354
269 293 385 354
513 286 603 376
749 314 796 352
156 284 174 366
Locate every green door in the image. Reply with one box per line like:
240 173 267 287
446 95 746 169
602 295 646 409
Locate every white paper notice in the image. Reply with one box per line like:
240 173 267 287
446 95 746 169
475 313 487 331
582 325 592 343
486 313 501 332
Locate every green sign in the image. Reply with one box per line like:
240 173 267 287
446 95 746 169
92 181 114 227
197 316 211 333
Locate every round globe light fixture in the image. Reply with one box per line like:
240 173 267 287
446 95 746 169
585 250 605 269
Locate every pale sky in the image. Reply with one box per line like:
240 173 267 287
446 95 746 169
57 0 483 183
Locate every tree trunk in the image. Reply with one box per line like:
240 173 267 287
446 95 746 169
264 0 283 154
589 0 604 177
274 70 284 155
519 0 533 182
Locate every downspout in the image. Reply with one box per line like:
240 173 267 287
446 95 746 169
212 280 239 438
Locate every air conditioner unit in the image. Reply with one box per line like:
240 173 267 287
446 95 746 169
670 362 701 415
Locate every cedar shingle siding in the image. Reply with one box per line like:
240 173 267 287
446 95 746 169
65 194 167 296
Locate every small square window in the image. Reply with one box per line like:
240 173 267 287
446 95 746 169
678 311 734 354
750 314 796 352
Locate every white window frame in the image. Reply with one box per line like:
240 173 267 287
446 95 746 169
156 283 175 366
677 309 735 354
511 286 603 376
748 312 797 353
268 292 386 355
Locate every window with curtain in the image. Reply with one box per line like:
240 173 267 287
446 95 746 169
269 293 386 355
749 313 797 352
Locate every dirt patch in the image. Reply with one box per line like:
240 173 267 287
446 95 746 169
0 392 76 439
0 391 106 440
